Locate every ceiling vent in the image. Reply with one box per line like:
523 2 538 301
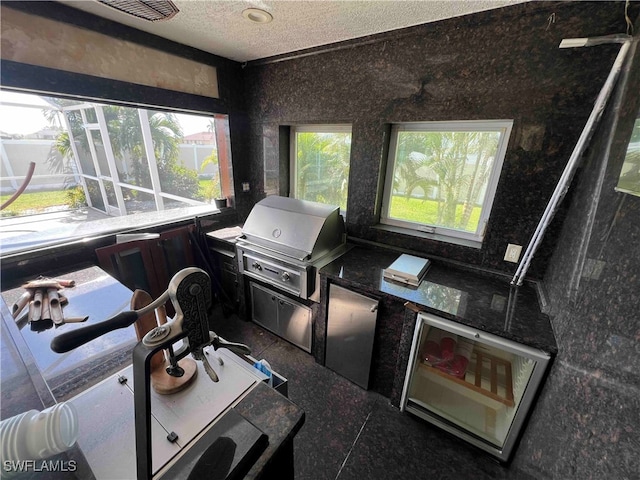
97 0 179 22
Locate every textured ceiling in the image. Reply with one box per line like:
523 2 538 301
60 0 528 62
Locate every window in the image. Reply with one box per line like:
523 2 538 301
381 120 513 247
615 110 640 197
291 125 352 211
0 90 233 255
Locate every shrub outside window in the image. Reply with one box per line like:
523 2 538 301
290 125 352 211
381 120 513 247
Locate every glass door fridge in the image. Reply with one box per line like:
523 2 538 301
400 312 551 462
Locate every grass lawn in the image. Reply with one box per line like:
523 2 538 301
389 195 481 232
2 180 218 217
2 188 480 232
1 190 70 216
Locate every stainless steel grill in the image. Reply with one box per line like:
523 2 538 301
236 196 347 301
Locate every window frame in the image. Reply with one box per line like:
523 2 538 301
380 120 513 248
289 124 352 210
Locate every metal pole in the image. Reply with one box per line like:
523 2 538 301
138 109 165 212
512 38 632 286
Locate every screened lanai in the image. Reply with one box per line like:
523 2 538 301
0 90 234 255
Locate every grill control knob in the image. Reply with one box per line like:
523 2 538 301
281 272 290 282
252 262 262 271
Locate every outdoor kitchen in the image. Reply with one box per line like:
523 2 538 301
1 1 639 480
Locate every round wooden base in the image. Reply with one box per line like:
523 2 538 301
151 357 198 395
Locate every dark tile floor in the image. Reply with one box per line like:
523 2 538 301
210 307 538 480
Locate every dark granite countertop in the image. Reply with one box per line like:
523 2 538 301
321 245 557 355
205 225 243 245
234 382 305 479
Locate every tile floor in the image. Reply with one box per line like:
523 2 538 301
209 306 537 480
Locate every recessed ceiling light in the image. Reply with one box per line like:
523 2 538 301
242 8 273 24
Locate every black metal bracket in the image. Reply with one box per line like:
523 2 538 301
132 331 187 480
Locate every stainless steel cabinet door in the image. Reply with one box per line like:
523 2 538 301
278 297 312 353
325 284 379 389
250 282 312 353
250 283 278 334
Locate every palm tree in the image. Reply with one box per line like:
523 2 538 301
100 106 183 189
44 101 202 210
296 131 351 209
322 132 351 208
394 131 479 230
43 100 87 177
458 132 499 230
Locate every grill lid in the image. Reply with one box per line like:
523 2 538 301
241 196 345 261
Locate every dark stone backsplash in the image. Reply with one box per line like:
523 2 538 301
234 7 640 474
238 1 636 280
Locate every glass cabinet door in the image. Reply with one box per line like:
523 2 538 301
401 312 550 461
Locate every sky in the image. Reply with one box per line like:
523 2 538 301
173 113 211 136
0 91 53 135
0 91 212 136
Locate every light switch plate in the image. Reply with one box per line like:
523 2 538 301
504 244 522 263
